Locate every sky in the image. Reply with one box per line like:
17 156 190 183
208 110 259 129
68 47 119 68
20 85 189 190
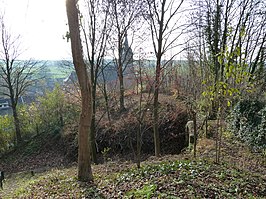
1 0 189 61
1 0 71 60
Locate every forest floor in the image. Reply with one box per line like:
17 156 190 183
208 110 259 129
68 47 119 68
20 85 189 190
0 135 265 198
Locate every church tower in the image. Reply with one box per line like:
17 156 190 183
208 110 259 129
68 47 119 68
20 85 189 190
122 33 133 71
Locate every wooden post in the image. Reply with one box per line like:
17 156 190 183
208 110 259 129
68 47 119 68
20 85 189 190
0 171 4 189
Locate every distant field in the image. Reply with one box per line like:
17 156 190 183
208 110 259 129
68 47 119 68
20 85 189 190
46 65 74 79
39 60 74 79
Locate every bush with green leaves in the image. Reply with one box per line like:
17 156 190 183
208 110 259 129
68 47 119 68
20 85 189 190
36 85 80 133
0 115 15 154
230 100 266 151
37 85 65 133
256 107 266 149
18 85 80 136
18 103 41 138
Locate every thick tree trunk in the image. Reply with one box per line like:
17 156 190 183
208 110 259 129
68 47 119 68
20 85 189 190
12 105 22 144
66 0 93 182
78 109 92 181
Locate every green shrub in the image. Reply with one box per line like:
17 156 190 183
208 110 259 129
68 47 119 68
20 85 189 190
0 115 15 153
256 107 266 149
18 104 40 138
18 85 80 136
230 100 266 151
38 85 79 132
37 85 65 133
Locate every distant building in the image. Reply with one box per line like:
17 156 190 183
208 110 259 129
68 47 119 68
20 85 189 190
0 98 12 116
0 99 9 109
122 34 134 89
0 96 36 116
122 34 134 71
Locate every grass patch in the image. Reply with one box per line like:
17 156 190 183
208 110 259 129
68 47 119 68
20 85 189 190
98 159 266 198
6 168 103 199
126 184 157 199
2 159 265 198
1 136 265 198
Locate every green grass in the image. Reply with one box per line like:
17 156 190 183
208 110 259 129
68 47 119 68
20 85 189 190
46 66 73 79
32 60 74 79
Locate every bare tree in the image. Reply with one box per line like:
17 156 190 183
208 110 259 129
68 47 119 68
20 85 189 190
97 60 115 123
108 0 144 112
134 49 154 168
145 0 185 157
80 0 112 164
191 0 266 95
66 0 93 182
0 17 39 144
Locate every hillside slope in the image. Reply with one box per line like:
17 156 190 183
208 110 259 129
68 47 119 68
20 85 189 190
0 137 265 198
0 131 70 173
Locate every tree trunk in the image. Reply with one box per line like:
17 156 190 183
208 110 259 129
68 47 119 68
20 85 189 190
8 78 22 144
103 88 111 123
151 0 167 157
12 105 22 144
193 112 197 158
90 103 98 164
137 122 141 169
66 0 93 182
90 75 98 164
215 116 220 164
118 63 125 112
101 69 111 122
137 64 143 168
153 59 161 157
